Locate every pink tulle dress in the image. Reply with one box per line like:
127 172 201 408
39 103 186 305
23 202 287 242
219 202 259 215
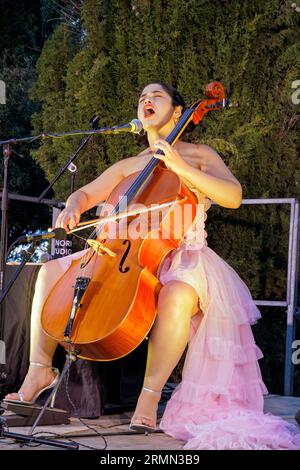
158 185 300 450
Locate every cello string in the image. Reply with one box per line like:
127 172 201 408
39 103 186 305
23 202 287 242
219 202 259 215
114 108 193 208
104 113 182 217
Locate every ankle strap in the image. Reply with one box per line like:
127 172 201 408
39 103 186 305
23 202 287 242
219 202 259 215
30 362 52 369
143 386 161 395
30 362 59 376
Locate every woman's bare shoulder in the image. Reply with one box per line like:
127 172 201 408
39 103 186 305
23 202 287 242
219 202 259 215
196 144 240 183
179 141 240 184
176 141 208 170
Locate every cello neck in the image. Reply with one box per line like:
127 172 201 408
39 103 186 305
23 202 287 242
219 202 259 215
114 107 195 214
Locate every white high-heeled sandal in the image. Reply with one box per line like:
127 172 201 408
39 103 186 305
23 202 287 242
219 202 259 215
129 387 161 433
2 362 60 407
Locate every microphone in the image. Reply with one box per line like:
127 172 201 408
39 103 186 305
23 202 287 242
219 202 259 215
108 119 143 134
19 227 67 243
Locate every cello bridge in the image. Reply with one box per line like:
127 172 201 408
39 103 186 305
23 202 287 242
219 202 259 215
87 239 116 257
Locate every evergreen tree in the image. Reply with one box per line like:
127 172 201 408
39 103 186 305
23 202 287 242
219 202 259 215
0 0 60 240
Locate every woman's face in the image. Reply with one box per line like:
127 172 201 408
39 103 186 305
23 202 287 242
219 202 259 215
137 83 177 131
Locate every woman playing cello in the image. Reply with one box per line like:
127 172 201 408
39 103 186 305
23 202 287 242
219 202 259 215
4 82 300 449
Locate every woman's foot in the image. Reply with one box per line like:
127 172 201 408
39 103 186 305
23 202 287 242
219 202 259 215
3 362 59 404
130 387 161 432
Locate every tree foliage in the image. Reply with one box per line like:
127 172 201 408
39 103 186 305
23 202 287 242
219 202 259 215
0 0 61 239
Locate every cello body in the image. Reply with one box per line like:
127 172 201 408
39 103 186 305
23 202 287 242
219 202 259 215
41 166 197 361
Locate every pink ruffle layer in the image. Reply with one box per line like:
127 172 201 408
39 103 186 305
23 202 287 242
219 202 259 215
159 244 300 450
53 200 300 449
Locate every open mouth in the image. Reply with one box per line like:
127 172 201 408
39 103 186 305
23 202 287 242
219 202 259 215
144 105 155 118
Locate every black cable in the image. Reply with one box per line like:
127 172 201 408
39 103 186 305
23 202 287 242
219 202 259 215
6 236 28 258
30 430 101 450
63 363 108 450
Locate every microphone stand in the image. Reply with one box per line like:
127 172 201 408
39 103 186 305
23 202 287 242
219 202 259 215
0 115 100 364
36 115 143 202
68 162 77 195
37 136 90 202
37 114 98 268
37 113 99 202
0 145 11 368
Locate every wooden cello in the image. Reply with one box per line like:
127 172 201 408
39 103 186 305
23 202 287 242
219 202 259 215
41 81 227 361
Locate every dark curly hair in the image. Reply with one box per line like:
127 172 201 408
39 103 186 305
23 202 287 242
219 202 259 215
143 81 185 110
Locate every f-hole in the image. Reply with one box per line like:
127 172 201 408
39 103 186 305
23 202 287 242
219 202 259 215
119 240 131 273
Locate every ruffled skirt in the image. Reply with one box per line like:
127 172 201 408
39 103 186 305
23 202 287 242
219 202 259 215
158 244 300 450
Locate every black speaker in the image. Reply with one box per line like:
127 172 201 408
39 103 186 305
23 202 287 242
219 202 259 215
100 339 147 413
1 263 40 398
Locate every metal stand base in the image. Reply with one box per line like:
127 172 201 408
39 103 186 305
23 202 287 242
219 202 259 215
0 421 78 449
0 401 70 427
28 350 77 435
0 351 78 449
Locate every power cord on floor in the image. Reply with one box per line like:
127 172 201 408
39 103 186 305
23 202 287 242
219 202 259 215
59 364 109 450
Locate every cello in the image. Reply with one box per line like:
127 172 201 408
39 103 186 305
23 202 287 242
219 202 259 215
41 81 227 362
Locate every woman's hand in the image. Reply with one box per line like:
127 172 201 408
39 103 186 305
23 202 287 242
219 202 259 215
153 140 189 175
55 206 81 231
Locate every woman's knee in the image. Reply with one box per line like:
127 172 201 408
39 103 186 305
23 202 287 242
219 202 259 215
158 280 198 314
36 259 64 288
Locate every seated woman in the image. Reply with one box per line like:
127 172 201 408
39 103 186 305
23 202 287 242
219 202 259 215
4 81 300 449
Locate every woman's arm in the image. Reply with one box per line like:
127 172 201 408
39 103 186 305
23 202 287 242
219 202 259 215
56 159 129 230
179 145 242 209
67 160 126 212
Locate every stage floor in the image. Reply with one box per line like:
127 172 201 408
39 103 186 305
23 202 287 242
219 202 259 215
0 394 299 450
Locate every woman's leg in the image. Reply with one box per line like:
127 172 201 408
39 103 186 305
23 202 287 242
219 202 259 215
131 280 201 427
5 259 67 401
